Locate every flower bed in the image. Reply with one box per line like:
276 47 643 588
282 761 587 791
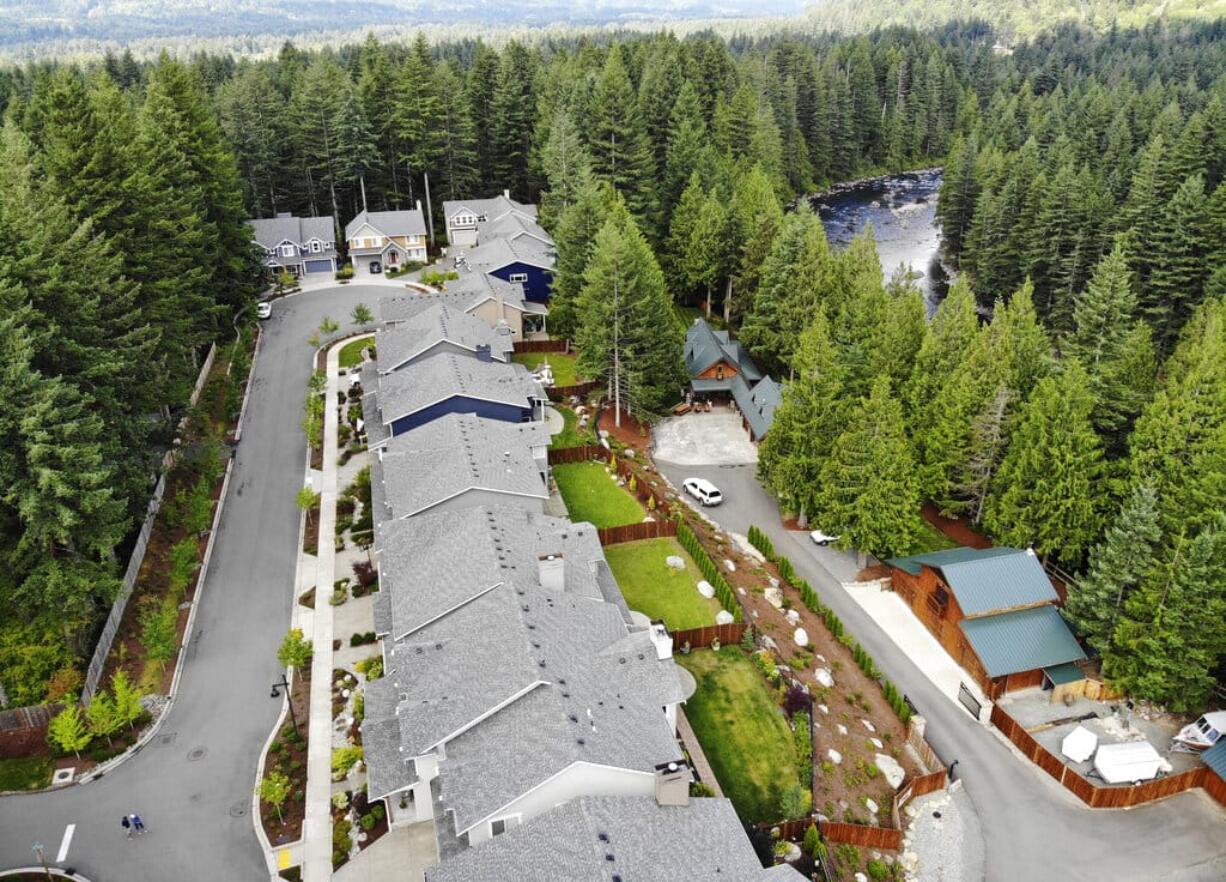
258 671 310 845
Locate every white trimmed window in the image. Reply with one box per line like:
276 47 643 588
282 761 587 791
509 272 528 283
280 244 295 257
310 241 321 253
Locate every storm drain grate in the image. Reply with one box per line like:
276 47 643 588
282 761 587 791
229 801 248 818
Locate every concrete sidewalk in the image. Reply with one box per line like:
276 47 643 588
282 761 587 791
302 342 343 882
332 821 438 882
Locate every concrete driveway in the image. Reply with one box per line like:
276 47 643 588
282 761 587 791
0 285 386 881
652 409 758 466
653 459 1226 882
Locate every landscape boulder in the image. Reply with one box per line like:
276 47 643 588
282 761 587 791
793 627 809 647
875 753 906 790
665 555 685 570
697 580 715 598
715 610 735 625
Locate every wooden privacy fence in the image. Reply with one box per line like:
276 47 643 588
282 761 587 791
0 704 63 759
892 770 948 829
598 520 678 546
673 623 747 649
991 704 1226 809
546 381 600 402
513 339 570 353
755 818 902 850
547 444 606 465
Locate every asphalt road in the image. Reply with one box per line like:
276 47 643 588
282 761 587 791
0 285 380 881
655 458 1226 882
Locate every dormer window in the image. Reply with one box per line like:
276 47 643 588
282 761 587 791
310 241 321 253
279 244 295 257
509 272 528 283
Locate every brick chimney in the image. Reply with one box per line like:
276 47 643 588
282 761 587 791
654 760 691 806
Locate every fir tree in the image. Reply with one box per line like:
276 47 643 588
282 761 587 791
589 46 658 229
548 176 615 338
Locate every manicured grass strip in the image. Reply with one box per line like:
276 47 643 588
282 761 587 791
338 335 374 369
553 462 645 529
605 539 720 631
512 352 581 386
677 647 801 823
0 755 53 791
550 406 596 450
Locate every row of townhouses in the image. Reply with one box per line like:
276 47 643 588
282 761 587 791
246 191 556 315
347 213 802 878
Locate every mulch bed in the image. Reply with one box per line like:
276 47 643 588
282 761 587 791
597 405 652 449
920 503 992 549
259 671 310 845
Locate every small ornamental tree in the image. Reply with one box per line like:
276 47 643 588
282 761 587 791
803 823 821 858
319 315 340 336
259 769 292 823
111 670 143 731
86 690 121 746
140 595 179 674
296 486 321 528
48 704 91 758
277 628 313 671
350 303 374 325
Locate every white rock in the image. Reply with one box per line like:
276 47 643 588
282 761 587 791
862 719 876 732
764 587 784 609
715 610 735 625
793 627 809 647
785 609 800 626
723 559 736 572
814 667 834 688
870 737 884 749
768 576 780 588
738 587 747 595
665 555 685 570
816 813 829 823
855 873 868 882
865 798 879 814
875 753 907 790
762 636 779 651
837 724 849 736
697 580 716 598
827 748 842 764
815 653 827 663
817 703 829 714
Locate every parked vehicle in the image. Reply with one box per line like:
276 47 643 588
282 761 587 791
683 478 723 506
369 260 383 274
256 301 272 319
809 529 839 546
1174 711 1226 750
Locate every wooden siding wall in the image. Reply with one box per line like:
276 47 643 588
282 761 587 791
889 566 993 693
991 704 1226 809
695 360 740 381
546 381 599 402
672 623 747 650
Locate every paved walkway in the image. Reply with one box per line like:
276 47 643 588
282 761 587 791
0 284 392 881
332 821 438 882
302 342 344 882
675 707 723 798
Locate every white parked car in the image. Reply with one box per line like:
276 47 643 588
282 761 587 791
809 529 839 547
256 301 272 319
683 478 723 506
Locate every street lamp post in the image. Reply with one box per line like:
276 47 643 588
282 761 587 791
270 674 299 737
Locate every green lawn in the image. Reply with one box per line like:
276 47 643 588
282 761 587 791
550 406 596 449
0 755 53 792
913 518 959 553
677 647 802 822
512 352 581 386
553 462 644 528
338 335 374 369
605 539 721 630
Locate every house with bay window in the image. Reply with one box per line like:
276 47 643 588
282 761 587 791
246 213 337 277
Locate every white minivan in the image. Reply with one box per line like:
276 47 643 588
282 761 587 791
683 477 723 506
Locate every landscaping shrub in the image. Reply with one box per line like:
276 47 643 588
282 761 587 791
360 813 376 831
752 650 781 685
355 654 383 680
331 745 364 779
747 525 775 560
349 632 377 647
677 523 741 621
867 858 890 881
777 556 796 585
793 711 813 767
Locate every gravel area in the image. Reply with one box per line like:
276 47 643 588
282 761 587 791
901 784 985 882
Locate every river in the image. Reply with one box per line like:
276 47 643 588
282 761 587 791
808 168 948 312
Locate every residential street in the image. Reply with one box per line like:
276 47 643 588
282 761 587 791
0 285 379 881
654 457 1226 882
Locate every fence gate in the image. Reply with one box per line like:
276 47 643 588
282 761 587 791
957 682 983 719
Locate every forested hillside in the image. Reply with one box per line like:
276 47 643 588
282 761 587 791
0 58 256 706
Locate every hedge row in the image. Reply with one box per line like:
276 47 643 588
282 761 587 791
748 523 913 728
677 522 742 622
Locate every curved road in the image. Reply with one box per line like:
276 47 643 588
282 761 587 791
0 285 380 881
657 459 1226 882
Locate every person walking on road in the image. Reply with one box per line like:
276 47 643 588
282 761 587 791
121 816 132 839
130 813 147 835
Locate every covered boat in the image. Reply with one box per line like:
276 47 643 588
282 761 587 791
1093 741 1164 784
1173 711 1226 750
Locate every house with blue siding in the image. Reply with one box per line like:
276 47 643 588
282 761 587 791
361 353 546 443
246 213 337 277
453 236 555 304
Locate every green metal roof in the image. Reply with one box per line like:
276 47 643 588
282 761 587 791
1042 662 1085 686
959 606 1086 678
1203 740 1226 781
885 546 1058 616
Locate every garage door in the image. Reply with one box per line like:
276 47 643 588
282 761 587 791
304 259 333 274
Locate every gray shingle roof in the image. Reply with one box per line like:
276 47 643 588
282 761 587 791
346 208 427 241
247 214 337 253
731 375 784 440
376 303 515 372
374 413 549 520
426 796 804 882
476 213 554 248
367 353 545 428
380 275 527 325
443 195 538 225
959 605 1086 678
456 236 555 272
885 547 1058 616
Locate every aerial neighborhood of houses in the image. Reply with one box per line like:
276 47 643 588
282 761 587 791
254 191 809 880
